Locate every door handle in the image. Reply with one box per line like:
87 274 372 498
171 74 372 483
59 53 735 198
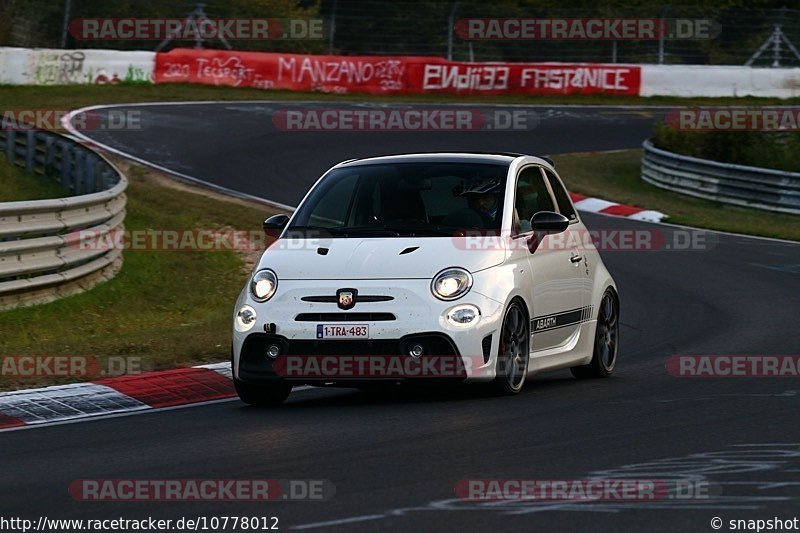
570 254 583 264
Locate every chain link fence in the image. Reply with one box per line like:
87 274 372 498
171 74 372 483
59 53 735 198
1 1 799 66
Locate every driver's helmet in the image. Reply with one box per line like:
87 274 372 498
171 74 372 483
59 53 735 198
459 180 500 218
459 181 500 197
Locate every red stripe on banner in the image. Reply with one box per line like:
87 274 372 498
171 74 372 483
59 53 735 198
154 49 642 96
0 413 26 429
569 192 587 203
600 204 645 216
97 368 235 409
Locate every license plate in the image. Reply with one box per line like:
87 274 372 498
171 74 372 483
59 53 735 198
316 324 369 339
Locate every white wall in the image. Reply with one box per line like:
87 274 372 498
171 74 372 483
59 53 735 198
0 47 155 85
641 64 800 98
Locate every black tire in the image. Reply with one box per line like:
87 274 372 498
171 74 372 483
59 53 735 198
491 300 530 395
571 289 619 379
234 378 292 406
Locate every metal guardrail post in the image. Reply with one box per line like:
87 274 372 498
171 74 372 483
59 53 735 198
0 128 128 309
86 154 97 193
74 149 85 195
5 130 14 163
642 140 800 215
60 140 71 191
25 130 36 172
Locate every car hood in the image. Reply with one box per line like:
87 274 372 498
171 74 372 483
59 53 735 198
259 237 506 279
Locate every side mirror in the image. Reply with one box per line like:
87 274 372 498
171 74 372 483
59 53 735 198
263 214 290 239
530 211 569 234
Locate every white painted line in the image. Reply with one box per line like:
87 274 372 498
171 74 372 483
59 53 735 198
291 514 389 530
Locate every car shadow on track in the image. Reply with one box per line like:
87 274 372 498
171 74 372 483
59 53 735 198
234 373 592 411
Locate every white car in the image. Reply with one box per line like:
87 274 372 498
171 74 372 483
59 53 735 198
232 153 618 405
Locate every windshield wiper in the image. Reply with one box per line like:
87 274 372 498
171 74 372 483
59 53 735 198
285 225 346 236
381 223 461 237
335 226 401 237
288 224 462 238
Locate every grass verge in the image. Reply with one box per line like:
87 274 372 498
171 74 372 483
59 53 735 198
552 149 800 241
0 158 65 201
1 83 799 111
0 158 282 390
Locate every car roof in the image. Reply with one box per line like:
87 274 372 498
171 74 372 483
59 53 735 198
336 152 554 168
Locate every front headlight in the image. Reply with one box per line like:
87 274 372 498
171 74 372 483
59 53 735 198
431 267 473 301
250 269 278 302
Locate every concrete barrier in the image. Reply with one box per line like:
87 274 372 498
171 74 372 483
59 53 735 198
0 47 154 85
641 65 800 98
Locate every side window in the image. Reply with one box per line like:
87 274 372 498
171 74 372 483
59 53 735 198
544 169 578 221
513 166 556 234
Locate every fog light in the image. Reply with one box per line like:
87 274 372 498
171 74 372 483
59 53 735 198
235 305 257 332
446 304 480 327
409 344 424 358
267 344 281 358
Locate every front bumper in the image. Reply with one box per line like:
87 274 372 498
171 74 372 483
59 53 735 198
232 278 504 383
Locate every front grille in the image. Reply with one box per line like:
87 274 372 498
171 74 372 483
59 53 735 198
238 333 463 383
282 339 401 355
295 312 396 322
300 295 394 303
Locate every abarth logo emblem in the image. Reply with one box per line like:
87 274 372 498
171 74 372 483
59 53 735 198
337 289 357 310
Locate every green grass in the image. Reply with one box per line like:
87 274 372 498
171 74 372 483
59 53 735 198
0 162 280 390
552 150 800 241
652 123 800 172
0 158 65 201
1 83 799 114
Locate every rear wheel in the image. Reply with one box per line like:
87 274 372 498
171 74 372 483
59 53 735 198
491 301 529 395
571 289 618 379
234 378 292 406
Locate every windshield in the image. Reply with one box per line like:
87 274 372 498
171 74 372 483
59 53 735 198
288 162 509 237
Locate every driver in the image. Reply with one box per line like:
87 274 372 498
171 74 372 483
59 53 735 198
460 182 500 227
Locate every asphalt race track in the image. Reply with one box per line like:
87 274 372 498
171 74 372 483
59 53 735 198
76 103 665 207
3 103 800 532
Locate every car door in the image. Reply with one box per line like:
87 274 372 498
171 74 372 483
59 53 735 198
511 166 585 351
543 167 594 317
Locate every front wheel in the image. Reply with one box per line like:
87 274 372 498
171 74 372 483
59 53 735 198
491 301 530 395
571 289 618 379
234 378 292 406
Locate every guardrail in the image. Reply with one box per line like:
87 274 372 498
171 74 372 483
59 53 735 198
0 129 127 309
642 140 800 215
